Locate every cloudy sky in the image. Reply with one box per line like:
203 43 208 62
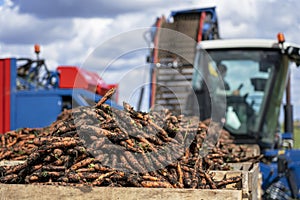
1 0 300 120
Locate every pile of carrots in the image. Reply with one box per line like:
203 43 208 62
0 88 262 189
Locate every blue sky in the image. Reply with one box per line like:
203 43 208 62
1 0 300 120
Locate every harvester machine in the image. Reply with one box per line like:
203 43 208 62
146 7 300 199
0 45 120 133
146 7 219 112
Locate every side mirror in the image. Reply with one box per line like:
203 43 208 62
286 46 300 66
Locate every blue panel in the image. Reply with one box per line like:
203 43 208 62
10 58 17 130
282 132 293 139
13 93 62 129
290 163 300 198
170 7 217 18
170 7 219 32
10 87 121 130
260 149 300 198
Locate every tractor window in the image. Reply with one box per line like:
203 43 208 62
209 49 277 135
192 48 279 136
219 59 268 134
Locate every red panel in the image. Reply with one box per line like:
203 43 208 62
4 59 10 132
57 66 82 88
197 12 206 42
0 60 4 133
150 17 162 107
0 59 11 133
57 66 111 96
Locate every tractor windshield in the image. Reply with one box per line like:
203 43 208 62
192 48 283 138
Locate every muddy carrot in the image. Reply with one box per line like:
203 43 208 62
141 181 174 188
92 171 115 186
95 88 116 108
70 158 94 171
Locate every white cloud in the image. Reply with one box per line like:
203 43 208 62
13 0 198 19
219 21 255 38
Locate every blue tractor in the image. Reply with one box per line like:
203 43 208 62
146 7 300 199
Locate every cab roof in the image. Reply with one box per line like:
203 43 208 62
198 39 281 50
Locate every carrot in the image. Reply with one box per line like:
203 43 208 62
183 147 190 162
5 163 27 175
183 171 192 187
0 174 19 183
67 173 81 183
92 171 115 186
26 175 39 182
47 171 65 178
6 137 18 148
127 174 142 187
95 88 116 108
1 135 6 147
216 176 242 188
141 181 173 188
0 151 12 160
119 141 142 153
148 120 169 138
191 157 201 189
177 162 184 187
166 168 178 187
142 175 160 181
204 172 217 189
77 172 102 180
76 167 95 173
135 136 156 152
42 165 66 171
31 164 43 171
13 155 28 160
70 158 94 171
52 157 65 166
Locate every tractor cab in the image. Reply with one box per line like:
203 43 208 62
188 37 300 149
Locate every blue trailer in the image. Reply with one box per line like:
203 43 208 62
0 53 120 133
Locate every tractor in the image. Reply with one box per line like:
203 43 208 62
146 7 300 199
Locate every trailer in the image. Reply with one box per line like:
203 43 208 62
0 46 120 133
